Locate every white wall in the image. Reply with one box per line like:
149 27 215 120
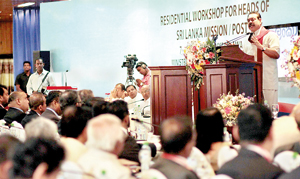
40 0 300 103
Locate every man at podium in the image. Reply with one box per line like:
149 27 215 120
243 11 280 107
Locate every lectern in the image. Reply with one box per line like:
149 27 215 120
149 66 193 134
196 45 262 111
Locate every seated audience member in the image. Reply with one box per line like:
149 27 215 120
0 85 9 119
21 92 46 127
59 106 92 162
196 107 234 171
0 135 20 179
3 91 29 124
25 117 59 141
85 96 105 108
41 91 62 123
108 83 126 101
106 100 140 163
10 138 65 179
78 114 132 179
59 90 80 112
124 85 143 114
78 89 94 106
151 116 199 179
140 85 150 116
92 100 109 117
274 103 300 156
218 104 284 178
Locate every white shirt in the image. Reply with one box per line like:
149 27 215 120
78 148 132 179
26 69 56 95
124 93 144 114
243 26 280 90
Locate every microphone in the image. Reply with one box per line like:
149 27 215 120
248 33 254 43
141 105 151 117
65 70 68 86
128 99 144 105
131 118 160 127
221 32 252 46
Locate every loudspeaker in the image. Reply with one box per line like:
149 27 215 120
33 51 50 72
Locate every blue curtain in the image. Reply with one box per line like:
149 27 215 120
13 7 40 82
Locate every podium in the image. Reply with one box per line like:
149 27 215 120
196 45 262 111
149 66 193 134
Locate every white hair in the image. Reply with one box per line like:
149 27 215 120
25 117 59 141
86 114 125 152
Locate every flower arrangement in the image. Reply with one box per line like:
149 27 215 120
213 90 255 126
284 36 300 95
183 38 221 89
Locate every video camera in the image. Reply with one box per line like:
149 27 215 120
121 54 138 86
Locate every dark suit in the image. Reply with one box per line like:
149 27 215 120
151 157 199 179
21 110 39 127
3 107 26 124
0 106 7 119
41 108 60 124
278 165 300 179
218 147 284 179
119 136 140 163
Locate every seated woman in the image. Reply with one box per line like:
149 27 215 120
196 107 237 172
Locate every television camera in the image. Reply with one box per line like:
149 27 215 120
121 54 138 86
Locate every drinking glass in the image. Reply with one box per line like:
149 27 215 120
272 104 279 119
147 125 154 141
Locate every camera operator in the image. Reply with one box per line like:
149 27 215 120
135 62 151 92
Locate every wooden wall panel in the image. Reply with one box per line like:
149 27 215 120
0 22 13 54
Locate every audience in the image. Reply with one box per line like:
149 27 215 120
78 114 132 179
196 107 232 171
3 91 29 125
41 91 62 124
218 104 284 178
21 92 46 127
0 135 20 179
25 117 59 141
151 116 199 179
106 100 140 163
92 100 109 117
59 90 80 112
140 85 150 116
108 83 126 101
0 85 9 119
78 89 94 106
85 96 105 107
10 138 65 179
59 106 92 162
124 85 143 113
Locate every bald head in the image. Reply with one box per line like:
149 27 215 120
8 92 29 112
160 116 194 155
141 85 150 100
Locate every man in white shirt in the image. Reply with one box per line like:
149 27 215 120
140 85 150 117
124 85 143 114
242 11 280 107
78 114 132 179
27 58 56 95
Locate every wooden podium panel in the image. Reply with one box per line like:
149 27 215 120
149 66 192 134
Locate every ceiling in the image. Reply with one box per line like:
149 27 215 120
0 0 65 22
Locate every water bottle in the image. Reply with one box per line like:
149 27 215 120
139 142 151 172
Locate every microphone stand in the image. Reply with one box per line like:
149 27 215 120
132 118 160 127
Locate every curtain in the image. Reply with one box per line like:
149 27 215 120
13 7 40 86
0 59 14 94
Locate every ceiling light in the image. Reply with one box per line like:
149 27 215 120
17 2 35 7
